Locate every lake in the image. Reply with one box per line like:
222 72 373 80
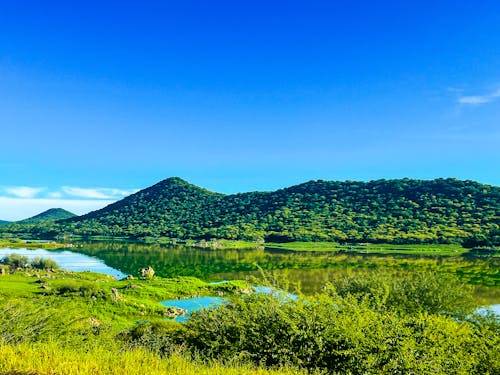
0 247 126 279
1 241 499 297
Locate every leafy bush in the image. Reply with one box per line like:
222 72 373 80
325 270 475 317
118 320 186 355
50 280 107 298
31 257 59 270
0 255 60 271
179 292 499 374
0 254 29 269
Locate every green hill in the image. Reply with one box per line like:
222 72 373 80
56 177 499 245
19 208 77 224
0 220 10 226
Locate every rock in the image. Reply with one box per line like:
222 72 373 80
126 274 134 280
139 266 155 279
111 288 120 301
164 306 188 318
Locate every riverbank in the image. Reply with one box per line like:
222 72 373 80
0 238 70 249
1 266 498 374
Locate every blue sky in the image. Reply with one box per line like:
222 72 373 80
1 1 499 220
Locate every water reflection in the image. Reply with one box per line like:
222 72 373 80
0 247 126 279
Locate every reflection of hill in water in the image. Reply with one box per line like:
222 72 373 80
73 241 500 294
75 241 332 279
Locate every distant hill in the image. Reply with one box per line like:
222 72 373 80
0 220 10 226
19 208 77 224
56 177 499 245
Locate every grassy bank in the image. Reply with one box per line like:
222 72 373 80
1 264 499 374
0 238 70 250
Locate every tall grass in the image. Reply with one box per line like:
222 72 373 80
0 342 308 375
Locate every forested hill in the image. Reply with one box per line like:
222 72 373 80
56 177 499 245
19 208 77 223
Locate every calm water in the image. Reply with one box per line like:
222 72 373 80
2 242 499 315
161 296 227 322
0 247 126 279
2 241 499 297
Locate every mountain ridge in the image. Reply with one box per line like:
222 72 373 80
55 177 499 245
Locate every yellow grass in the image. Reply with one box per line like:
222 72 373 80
0 342 307 375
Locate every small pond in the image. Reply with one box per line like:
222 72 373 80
160 284 298 323
160 296 227 323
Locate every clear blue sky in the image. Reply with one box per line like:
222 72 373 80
1 1 499 219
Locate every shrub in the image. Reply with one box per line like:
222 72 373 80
118 320 186 356
0 254 29 269
50 280 107 299
180 292 499 374
31 257 59 270
325 270 475 318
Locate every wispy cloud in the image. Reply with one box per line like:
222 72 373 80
4 186 44 198
458 89 500 105
0 185 137 220
61 186 137 199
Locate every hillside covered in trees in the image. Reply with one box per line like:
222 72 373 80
18 208 77 224
3 177 497 245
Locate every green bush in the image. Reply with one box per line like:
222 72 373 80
118 320 186 355
31 257 59 270
50 280 107 298
179 292 499 374
0 254 29 269
325 270 475 318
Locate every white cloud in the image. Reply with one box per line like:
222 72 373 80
0 185 138 221
61 186 137 199
458 89 500 105
4 186 44 198
0 197 115 221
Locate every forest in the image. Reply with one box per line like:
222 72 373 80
1 177 498 246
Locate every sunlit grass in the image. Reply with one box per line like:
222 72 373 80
0 342 307 375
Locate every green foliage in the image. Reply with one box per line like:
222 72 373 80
180 292 499 374
0 268 499 374
30 257 59 270
324 270 475 317
0 254 60 271
1 177 499 245
163 271 498 374
49 279 109 298
118 320 186 355
17 207 77 224
0 254 29 269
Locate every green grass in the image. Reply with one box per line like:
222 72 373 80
0 269 249 331
0 238 69 250
0 266 498 374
